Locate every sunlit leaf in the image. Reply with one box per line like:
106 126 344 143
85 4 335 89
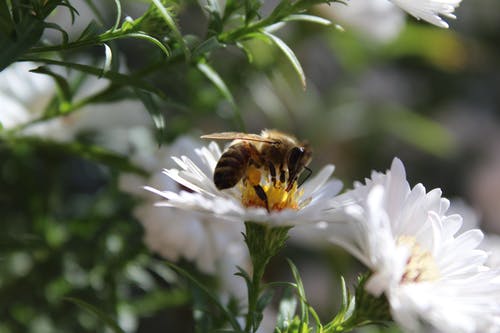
197 62 235 106
261 31 306 90
102 43 113 76
112 0 122 31
284 14 331 26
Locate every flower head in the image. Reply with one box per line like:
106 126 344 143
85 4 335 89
145 139 342 227
390 0 463 28
324 158 500 332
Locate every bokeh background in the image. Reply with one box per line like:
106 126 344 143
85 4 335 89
1 0 500 331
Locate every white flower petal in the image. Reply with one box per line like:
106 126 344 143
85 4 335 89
325 157 500 332
390 0 462 28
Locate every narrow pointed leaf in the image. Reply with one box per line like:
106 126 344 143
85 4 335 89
102 43 113 76
197 62 235 106
286 258 309 330
284 14 332 26
43 22 69 44
134 88 165 143
119 33 170 57
64 297 126 333
30 66 72 105
112 0 122 31
262 31 306 90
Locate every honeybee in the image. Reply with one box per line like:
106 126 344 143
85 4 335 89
201 130 312 208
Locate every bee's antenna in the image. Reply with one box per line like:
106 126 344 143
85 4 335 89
299 167 312 187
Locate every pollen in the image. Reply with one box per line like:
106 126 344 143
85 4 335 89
240 168 303 212
397 236 440 284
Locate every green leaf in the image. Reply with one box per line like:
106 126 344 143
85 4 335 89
197 60 245 130
43 22 69 44
119 32 170 57
235 265 252 287
256 288 274 313
30 66 72 105
192 36 225 59
134 88 166 143
112 0 122 31
64 297 126 333
286 259 309 331
77 20 102 41
236 41 254 63
284 14 332 26
102 43 113 76
0 14 44 70
261 31 306 90
197 62 235 106
165 262 242 332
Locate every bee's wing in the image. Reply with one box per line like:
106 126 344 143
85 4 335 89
201 132 276 143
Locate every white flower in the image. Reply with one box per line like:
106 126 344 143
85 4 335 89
119 136 250 300
145 140 342 227
324 158 500 333
390 0 463 28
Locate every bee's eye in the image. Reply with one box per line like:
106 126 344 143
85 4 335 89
288 147 304 168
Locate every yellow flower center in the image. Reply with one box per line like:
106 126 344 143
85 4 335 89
397 236 440 284
240 166 303 211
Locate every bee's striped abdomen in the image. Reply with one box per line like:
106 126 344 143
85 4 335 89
213 143 251 190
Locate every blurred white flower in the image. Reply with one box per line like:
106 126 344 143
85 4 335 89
318 0 405 43
119 136 250 301
390 0 463 28
145 141 342 227
0 61 152 154
0 62 55 130
323 158 500 333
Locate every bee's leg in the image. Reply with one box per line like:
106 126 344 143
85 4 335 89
253 185 269 212
268 162 277 186
279 164 286 184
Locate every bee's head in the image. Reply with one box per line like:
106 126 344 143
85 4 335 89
286 143 312 191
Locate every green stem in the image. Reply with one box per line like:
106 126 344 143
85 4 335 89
243 222 291 333
245 257 266 333
26 28 134 54
218 0 308 43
